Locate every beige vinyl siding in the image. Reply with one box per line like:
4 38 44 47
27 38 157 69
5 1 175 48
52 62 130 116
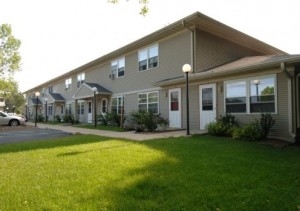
181 83 200 130
217 72 290 140
195 29 261 73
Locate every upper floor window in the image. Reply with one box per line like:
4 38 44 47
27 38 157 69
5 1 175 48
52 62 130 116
48 85 53 93
225 75 276 114
111 58 125 78
77 73 85 87
65 78 72 91
138 44 158 71
138 91 159 114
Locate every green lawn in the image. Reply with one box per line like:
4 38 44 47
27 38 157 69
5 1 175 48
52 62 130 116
0 135 299 210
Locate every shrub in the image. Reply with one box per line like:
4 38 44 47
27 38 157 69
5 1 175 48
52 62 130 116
232 122 262 142
129 111 169 132
206 113 236 136
258 113 275 139
232 113 275 141
37 114 44 122
63 114 75 124
55 115 61 122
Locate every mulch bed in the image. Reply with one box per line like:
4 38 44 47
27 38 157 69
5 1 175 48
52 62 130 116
259 139 294 148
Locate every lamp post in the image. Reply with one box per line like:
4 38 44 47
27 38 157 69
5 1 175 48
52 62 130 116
92 87 97 128
182 64 192 135
253 79 260 102
35 92 40 127
45 97 48 123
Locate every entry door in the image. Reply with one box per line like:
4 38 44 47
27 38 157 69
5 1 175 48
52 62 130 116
169 88 181 128
88 101 92 123
199 84 216 130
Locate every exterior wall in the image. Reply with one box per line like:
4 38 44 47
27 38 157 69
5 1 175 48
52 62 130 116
195 29 261 72
215 71 290 141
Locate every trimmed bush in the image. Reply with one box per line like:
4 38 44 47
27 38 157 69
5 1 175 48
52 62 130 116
129 111 168 132
232 113 275 141
206 113 237 136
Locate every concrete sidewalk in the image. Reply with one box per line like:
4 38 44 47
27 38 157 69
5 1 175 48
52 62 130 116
26 122 189 141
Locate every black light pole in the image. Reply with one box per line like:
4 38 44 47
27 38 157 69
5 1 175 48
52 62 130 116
35 92 40 127
92 87 97 128
45 97 48 123
182 64 192 135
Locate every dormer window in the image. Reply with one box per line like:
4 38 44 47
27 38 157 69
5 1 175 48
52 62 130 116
138 44 158 71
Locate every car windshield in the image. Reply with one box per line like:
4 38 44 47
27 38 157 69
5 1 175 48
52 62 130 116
0 112 8 117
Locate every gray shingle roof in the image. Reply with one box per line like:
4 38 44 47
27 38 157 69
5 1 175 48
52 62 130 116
30 98 42 105
85 83 112 94
49 93 65 101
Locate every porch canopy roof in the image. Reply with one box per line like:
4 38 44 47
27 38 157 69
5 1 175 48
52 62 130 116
73 82 112 100
47 93 65 103
30 98 42 105
154 54 300 87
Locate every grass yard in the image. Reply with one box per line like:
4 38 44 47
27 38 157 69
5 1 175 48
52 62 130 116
0 135 299 210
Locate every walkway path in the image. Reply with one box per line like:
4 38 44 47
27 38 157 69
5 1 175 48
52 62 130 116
26 122 191 141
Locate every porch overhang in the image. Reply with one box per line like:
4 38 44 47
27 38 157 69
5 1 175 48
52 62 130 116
47 93 65 103
73 82 112 100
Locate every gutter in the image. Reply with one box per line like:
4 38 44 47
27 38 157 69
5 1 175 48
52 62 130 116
182 20 195 73
281 62 296 139
280 62 292 79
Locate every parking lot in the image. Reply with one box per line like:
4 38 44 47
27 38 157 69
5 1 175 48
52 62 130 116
0 127 71 144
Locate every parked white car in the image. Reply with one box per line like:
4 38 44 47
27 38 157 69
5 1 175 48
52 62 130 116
0 111 26 126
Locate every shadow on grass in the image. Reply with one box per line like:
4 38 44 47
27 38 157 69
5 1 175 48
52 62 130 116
82 135 300 210
56 142 136 157
0 134 113 154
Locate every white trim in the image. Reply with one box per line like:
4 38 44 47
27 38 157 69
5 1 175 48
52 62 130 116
224 74 277 114
111 87 161 97
199 83 216 130
168 88 181 128
138 91 159 114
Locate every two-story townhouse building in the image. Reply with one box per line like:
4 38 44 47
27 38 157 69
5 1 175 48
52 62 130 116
24 12 300 143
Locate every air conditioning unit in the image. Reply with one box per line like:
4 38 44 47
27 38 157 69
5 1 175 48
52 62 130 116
109 73 115 80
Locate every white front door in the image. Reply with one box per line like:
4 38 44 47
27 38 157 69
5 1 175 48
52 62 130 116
199 84 216 130
88 101 92 123
169 88 181 128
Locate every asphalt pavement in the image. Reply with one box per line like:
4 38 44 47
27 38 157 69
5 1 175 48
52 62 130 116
0 128 71 144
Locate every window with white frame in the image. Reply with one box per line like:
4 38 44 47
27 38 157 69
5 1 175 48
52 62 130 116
48 85 53 93
225 75 276 113
77 73 85 87
138 44 158 71
138 91 159 113
111 96 123 114
48 105 53 116
111 58 125 78
77 102 84 115
60 104 64 114
65 78 72 91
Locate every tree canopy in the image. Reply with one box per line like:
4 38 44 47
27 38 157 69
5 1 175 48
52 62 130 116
0 24 21 77
108 0 149 16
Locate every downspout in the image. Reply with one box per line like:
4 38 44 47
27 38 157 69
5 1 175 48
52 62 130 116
182 21 195 73
280 62 296 140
